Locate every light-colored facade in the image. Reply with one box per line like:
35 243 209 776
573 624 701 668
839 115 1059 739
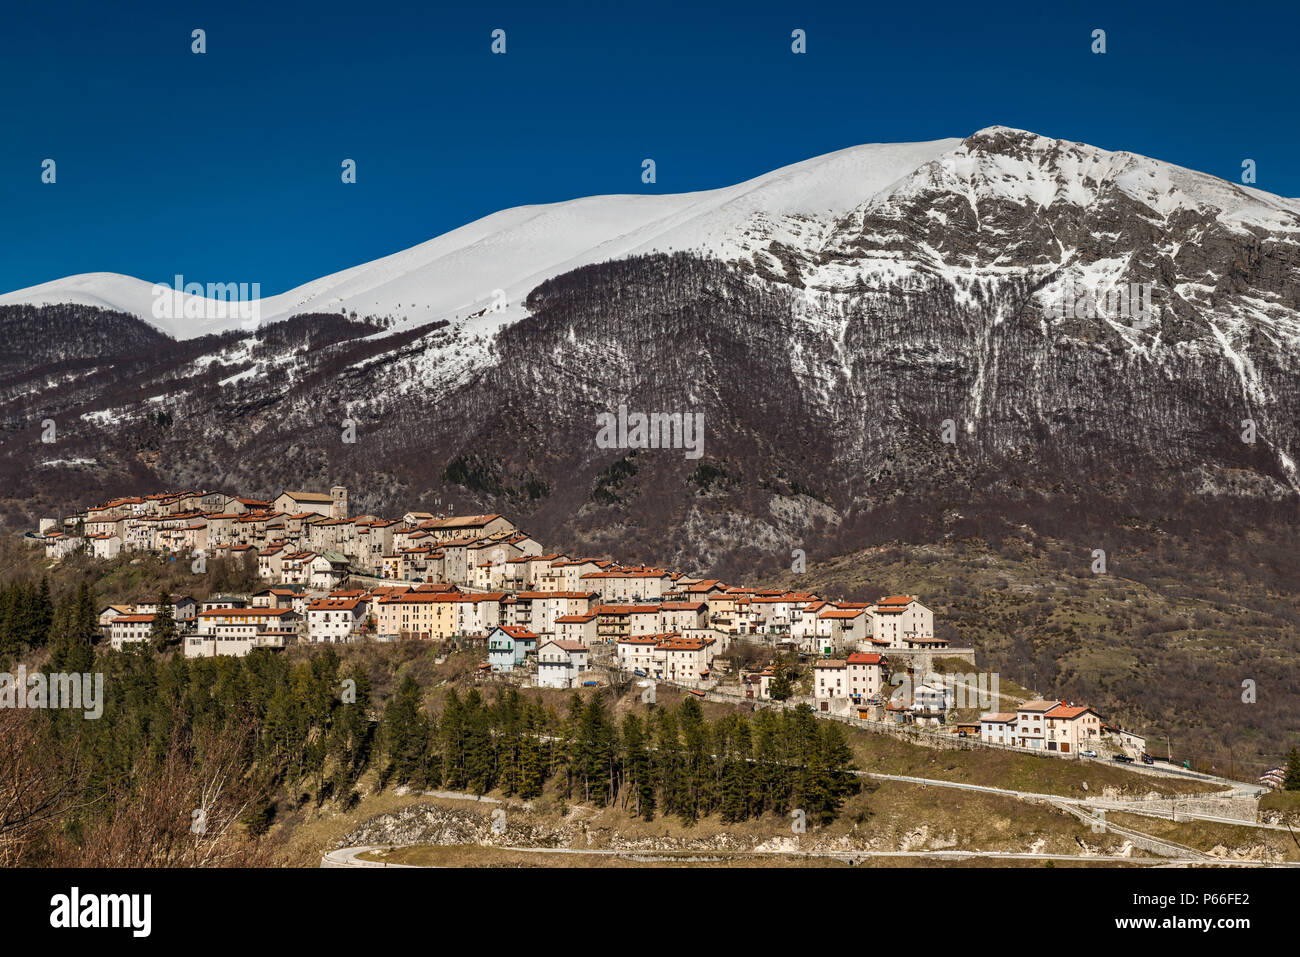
1014 700 1058 750
306 597 368 643
1044 703 1102 754
488 626 538 672
979 713 1019 746
536 639 590 689
109 614 155 650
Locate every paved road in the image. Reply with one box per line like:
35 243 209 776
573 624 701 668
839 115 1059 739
321 845 417 868
861 770 1290 836
322 842 1297 868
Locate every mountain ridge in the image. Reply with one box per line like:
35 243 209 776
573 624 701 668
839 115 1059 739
6 126 1296 342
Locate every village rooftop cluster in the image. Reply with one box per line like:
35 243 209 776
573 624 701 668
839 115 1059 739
34 487 1139 758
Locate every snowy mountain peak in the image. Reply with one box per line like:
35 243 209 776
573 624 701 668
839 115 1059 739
3 129 1298 342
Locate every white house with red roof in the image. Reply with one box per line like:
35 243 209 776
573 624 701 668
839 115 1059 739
488 625 539 672
845 652 888 699
306 596 369 643
1013 700 1060 750
617 634 664 674
1043 702 1103 754
814 604 869 654
870 595 935 648
657 601 708 632
109 613 155 650
553 613 598 647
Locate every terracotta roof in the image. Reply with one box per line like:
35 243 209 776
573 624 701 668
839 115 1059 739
1045 703 1098 720
657 636 710 651
846 653 884 665
309 597 364 611
616 631 665 647
496 626 539 640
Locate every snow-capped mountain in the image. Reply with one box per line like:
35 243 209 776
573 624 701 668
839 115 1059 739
3 126 1300 571
0 136 961 341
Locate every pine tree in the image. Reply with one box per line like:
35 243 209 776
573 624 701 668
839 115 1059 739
1284 747 1300 791
500 688 528 796
382 675 430 787
330 666 375 798
0 583 18 666
462 689 494 795
34 578 54 647
48 588 94 674
678 697 711 822
621 714 655 820
518 701 548 800
439 689 467 790
149 591 177 652
654 711 687 819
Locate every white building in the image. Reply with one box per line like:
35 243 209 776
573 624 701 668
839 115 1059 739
979 713 1018 746
617 634 665 674
814 659 848 699
306 596 368 643
109 614 154 650
870 596 935 648
536 639 590 689
1014 700 1058 750
88 534 122 560
845 652 887 699
553 613 598 647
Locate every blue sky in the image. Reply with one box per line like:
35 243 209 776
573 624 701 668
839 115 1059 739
1 0 1296 295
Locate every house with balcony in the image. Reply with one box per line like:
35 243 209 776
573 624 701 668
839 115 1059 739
488 625 539 672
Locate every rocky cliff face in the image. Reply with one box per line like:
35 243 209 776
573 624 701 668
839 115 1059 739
3 129 1299 574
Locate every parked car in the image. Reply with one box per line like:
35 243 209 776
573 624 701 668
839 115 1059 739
1141 753 1154 764
1112 754 1134 763
1079 749 1098 757
633 669 646 677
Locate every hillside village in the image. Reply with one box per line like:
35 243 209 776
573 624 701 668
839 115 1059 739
32 486 1156 762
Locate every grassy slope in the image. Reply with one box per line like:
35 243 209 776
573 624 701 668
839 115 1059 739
768 537 1300 774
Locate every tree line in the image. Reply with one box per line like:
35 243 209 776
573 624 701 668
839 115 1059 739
381 683 859 826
